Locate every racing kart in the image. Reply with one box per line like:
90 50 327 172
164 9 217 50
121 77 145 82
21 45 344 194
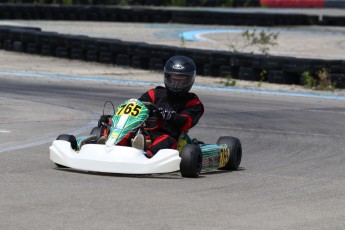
49 99 242 178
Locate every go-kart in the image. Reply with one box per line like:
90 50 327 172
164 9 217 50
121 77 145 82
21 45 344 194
49 99 242 178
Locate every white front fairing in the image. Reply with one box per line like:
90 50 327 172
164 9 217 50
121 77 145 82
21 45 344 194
49 140 181 174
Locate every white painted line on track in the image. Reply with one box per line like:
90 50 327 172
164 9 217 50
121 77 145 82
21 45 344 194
0 120 96 154
198 125 345 138
180 28 345 41
306 109 345 114
0 129 10 133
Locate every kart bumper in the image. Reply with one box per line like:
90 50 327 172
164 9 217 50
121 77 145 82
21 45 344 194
49 140 181 174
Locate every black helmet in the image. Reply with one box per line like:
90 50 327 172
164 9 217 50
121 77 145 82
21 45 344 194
164 55 196 96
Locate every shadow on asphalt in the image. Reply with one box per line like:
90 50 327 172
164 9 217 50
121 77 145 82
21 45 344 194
54 165 245 179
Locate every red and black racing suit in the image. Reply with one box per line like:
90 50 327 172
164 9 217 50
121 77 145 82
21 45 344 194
125 86 204 157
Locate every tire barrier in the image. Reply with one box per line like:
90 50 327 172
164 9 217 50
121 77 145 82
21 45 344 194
0 1 261 7
1 25 344 88
4 0 345 8
0 5 172 23
324 0 345 8
1 4 345 26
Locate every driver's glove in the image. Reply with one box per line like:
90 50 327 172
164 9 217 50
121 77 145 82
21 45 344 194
156 107 176 121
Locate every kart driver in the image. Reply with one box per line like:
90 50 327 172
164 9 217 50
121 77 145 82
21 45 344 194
136 55 204 158
101 55 204 158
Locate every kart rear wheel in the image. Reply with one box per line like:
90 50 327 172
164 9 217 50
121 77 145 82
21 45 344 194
217 136 242 170
180 144 202 178
56 134 78 150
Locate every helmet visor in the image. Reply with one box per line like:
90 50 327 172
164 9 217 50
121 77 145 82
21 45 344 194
164 73 195 92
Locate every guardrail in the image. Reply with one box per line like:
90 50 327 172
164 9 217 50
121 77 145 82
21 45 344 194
1 26 344 88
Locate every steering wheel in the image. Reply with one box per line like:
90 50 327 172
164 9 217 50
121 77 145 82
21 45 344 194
141 101 163 131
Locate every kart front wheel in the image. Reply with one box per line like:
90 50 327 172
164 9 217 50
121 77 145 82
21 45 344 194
55 134 77 169
180 144 202 178
56 134 78 150
217 136 242 170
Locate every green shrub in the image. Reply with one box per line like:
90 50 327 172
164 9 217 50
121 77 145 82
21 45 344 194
301 71 315 89
228 28 279 55
170 0 186 6
301 69 334 91
221 75 236 87
315 68 334 91
258 69 267 87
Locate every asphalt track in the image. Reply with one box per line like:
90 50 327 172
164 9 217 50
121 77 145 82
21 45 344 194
1 9 345 229
1 70 345 229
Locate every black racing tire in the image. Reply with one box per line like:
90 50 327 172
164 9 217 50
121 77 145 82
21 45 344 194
56 134 78 151
90 127 102 139
180 144 202 178
217 136 242 170
55 134 77 169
